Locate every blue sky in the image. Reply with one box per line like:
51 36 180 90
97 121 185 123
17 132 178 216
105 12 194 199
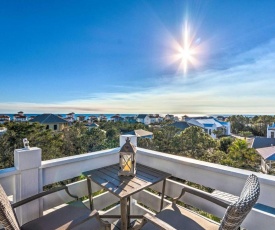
1 0 275 114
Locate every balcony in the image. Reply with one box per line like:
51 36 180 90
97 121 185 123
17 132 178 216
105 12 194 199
0 135 275 229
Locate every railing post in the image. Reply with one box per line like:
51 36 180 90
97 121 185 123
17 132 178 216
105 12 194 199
14 147 42 225
120 135 137 147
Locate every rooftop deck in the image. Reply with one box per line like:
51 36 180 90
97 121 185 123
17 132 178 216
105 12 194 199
0 135 275 229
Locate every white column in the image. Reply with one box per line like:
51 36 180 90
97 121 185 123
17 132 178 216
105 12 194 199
14 147 42 225
120 135 137 147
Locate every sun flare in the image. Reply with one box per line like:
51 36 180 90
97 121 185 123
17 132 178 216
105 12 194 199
168 20 201 75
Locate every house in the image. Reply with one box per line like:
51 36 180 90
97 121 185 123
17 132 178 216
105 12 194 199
181 115 189 121
154 114 164 123
110 114 124 122
0 115 10 124
30 113 68 131
179 117 231 138
216 115 226 122
256 146 275 173
77 115 86 122
65 112 75 123
169 121 191 131
267 123 275 138
136 114 150 125
18 111 24 116
165 114 174 121
249 137 275 149
13 111 28 122
88 116 98 123
125 129 153 139
148 115 157 124
98 114 107 122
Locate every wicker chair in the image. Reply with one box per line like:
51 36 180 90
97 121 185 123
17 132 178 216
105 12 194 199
140 174 260 230
0 184 111 230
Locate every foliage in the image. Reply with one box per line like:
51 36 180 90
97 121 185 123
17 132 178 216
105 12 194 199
223 139 260 170
238 131 253 139
0 119 261 172
218 137 234 153
228 115 275 136
178 126 217 158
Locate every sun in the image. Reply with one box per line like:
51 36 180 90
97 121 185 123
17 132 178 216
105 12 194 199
181 48 191 60
180 46 193 73
166 20 201 75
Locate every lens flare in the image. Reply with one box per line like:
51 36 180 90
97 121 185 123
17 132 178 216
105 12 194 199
167 20 201 75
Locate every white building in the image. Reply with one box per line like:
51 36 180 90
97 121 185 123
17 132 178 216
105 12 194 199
0 115 10 124
267 123 275 138
13 111 28 122
66 112 75 122
136 114 150 125
186 117 231 138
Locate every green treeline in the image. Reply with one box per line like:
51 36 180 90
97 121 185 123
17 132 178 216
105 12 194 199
0 118 260 172
0 121 147 169
138 126 259 171
228 115 275 136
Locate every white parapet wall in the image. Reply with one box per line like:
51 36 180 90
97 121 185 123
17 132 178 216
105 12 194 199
136 147 275 230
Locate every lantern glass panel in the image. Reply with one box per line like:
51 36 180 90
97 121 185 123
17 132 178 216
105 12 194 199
121 154 132 172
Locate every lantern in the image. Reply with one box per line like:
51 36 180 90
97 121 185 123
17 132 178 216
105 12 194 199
118 137 137 176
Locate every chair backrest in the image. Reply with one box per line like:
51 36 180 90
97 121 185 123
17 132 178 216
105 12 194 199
0 184 20 230
219 174 260 230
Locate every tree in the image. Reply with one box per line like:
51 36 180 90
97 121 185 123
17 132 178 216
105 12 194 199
152 126 180 153
177 126 217 158
238 131 252 139
219 137 234 153
223 139 260 171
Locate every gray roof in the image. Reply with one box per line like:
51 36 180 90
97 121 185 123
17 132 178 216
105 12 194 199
251 137 275 149
125 129 153 137
137 114 148 119
169 121 190 130
256 146 275 160
30 114 68 124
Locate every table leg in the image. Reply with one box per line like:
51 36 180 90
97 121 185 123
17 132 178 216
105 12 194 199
120 197 128 230
86 177 94 210
127 197 131 227
160 179 166 211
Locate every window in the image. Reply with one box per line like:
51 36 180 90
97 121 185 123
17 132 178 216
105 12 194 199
46 125 49 129
54 125 58 130
209 129 212 135
271 132 274 138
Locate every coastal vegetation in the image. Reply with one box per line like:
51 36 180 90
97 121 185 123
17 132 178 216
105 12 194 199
0 118 260 172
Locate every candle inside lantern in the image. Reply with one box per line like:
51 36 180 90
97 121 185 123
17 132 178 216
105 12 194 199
122 155 131 171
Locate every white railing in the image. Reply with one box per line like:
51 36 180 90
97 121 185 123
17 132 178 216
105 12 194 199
0 135 275 229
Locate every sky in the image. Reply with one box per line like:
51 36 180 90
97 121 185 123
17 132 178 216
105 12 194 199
1 0 275 115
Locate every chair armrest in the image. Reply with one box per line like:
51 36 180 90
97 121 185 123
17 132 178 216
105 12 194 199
173 184 231 209
57 209 111 230
143 213 176 230
12 185 78 208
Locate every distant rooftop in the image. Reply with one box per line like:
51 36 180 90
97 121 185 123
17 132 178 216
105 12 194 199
30 114 68 124
251 137 275 149
125 129 153 137
256 146 275 160
169 121 190 130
